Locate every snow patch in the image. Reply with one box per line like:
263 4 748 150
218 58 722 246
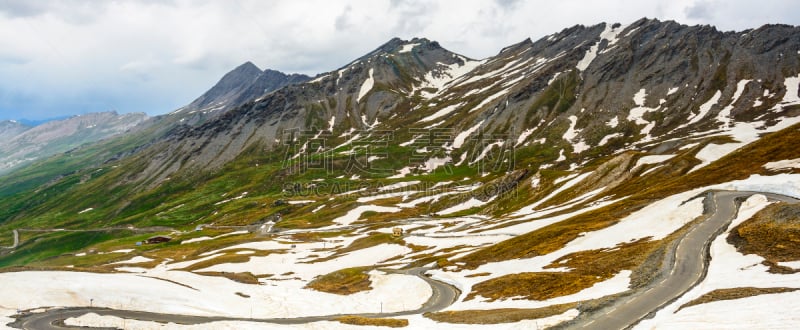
667 87 679 95
626 89 660 139
633 88 647 107
309 74 329 84
685 90 722 126
111 256 154 265
576 43 599 71
577 23 625 71
513 171 592 216
452 120 484 149
516 128 535 147
357 68 374 102
555 149 566 162
388 166 414 179
781 74 800 105
716 80 750 127
469 89 508 113
397 43 419 53
439 197 494 215
606 116 619 128
599 133 622 146
572 140 590 154
417 58 483 98
420 103 464 122
635 154 675 168
764 158 800 171
692 143 740 171
379 180 421 191
327 115 336 132
563 115 580 141
710 174 800 198
332 205 400 225
287 200 314 205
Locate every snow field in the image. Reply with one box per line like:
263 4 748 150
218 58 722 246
0 269 429 320
62 308 580 329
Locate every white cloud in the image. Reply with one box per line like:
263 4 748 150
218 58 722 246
0 0 797 120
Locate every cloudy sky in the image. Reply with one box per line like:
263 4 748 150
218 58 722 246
0 0 798 121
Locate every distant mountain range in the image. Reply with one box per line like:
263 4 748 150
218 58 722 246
8 117 71 127
0 62 312 175
0 112 149 174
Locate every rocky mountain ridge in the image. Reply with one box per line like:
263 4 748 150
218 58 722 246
111 18 800 187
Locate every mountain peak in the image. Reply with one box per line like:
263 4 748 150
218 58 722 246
380 37 405 50
236 61 262 73
179 62 265 112
367 37 441 56
177 63 310 116
498 37 534 54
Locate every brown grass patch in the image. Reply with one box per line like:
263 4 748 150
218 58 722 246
336 316 408 328
465 272 491 278
179 254 251 272
194 271 260 284
407 243 432 253
679 287 799 311
355 207 421 224
548 238 661 278
305 267 372 295
111 258 162 269
728 203 800 271
424 303 576 324
467 238 664 301
466 272 599 301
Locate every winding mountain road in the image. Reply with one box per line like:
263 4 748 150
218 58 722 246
10 267 459 330
8 190 798 329
570 190 799 330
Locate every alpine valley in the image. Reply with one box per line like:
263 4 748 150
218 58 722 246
2 18 800 329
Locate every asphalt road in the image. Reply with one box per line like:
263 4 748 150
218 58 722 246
10 267 459 329
570 190 798 330
10 190 796 329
